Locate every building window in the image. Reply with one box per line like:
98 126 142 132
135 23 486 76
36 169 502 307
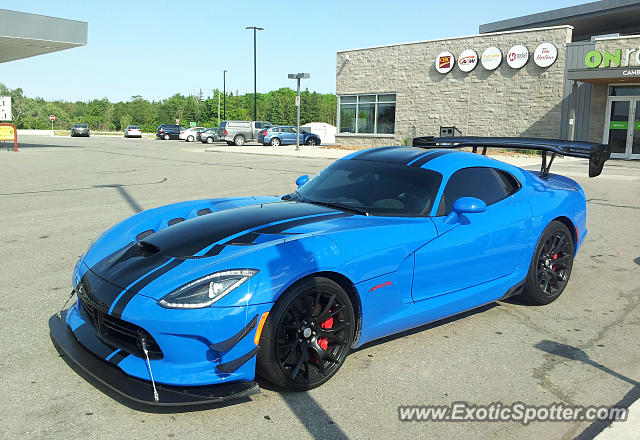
609 85 640 96
339 93 396 134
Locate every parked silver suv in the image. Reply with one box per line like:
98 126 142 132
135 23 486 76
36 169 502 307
217 120 271 146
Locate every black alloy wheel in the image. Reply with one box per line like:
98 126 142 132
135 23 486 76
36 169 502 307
522 220 574 305
257 277 355 390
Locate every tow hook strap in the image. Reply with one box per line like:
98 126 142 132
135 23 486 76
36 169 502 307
140 335 159 402
57 290 76 319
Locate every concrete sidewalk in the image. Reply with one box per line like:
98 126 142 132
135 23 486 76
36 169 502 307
202 143 353 159
596 399 640 440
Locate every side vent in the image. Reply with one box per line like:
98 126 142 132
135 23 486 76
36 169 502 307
168 217 184 226
136 229 154 242
197 208 212 216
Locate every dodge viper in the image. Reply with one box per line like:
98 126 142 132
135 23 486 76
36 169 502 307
49 136 610 405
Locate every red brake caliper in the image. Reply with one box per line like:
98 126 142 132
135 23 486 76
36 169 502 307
317 314 333 351
552 253 558 271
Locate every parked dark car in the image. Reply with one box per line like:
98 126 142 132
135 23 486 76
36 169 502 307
156 124 185 140
71 124 90 137
258 126 321 146
199 128 219 144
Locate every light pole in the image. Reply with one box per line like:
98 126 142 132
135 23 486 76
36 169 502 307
246 26 263 121
223 69 227 120
288 73 310 151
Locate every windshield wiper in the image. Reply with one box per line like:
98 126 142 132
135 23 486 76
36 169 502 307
303 199 370 216
281 191 302 201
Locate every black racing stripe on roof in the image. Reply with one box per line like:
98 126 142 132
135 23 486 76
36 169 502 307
353 146 399 159
352 147 427 164
409 150 457 167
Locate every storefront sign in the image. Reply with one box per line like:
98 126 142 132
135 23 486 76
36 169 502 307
533 43 557 67
457 49 478 72
507 45 529 69
481 47 502 70
435 51 454 73
585 48 640 68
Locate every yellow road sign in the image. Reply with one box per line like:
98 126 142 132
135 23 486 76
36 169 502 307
0 125 15 140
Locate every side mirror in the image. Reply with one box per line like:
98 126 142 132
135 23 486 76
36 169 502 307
444 197 486 225
296 175 310 188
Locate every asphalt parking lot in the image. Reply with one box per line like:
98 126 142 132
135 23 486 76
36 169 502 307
1 135 639 439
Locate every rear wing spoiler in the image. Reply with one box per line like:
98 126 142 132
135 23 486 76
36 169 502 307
412 136 611 178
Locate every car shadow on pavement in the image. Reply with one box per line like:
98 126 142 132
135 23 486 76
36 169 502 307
273 389 350 440
535 340 640 439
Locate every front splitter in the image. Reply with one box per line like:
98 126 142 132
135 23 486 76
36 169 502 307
49 311 260 406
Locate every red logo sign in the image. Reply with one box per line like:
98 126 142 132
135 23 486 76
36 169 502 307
439 56 451 69
508 52 517 62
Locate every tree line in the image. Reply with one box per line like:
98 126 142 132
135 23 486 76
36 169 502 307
0 84 337 132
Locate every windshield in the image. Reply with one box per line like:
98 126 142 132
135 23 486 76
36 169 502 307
296 160 442 217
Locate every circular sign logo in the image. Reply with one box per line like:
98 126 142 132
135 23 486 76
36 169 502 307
533 42 558 68
435 51 455 74
481 47 502 70
457 49 478 72
506 45 529 69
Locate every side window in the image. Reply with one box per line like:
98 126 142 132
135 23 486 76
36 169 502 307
437 167 510 216
493 169 521 196
255 122 262 129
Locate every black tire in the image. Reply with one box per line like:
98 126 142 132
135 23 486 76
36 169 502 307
163 133 170 140
521 220 574 305
270 137 281 147
187 135 194 142
257 277 355 390
234 135 245 146
307 138 318 146
206 137 214 144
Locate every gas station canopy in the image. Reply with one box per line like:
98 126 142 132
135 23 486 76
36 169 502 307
0 9 87 63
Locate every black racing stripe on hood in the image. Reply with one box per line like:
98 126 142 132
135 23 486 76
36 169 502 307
88 202 346 317
202 211 351 257
142 201 337 258
257 212 351 234
110 258 184 319
409 150 455 167
78 269 125 312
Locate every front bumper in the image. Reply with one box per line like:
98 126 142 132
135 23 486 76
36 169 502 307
49 310 260 406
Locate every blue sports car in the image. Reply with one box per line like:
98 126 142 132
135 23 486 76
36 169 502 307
50 136 610 405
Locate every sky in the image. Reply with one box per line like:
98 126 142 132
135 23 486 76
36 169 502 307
0 0 589 102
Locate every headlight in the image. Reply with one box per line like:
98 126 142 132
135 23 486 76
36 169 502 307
158 269 259 309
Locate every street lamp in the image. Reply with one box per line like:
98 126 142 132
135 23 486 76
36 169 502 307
288 73 310 151
246 26 263 121
223 69 227 120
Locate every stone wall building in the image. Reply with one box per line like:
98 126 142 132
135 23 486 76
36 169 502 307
335 0 640 160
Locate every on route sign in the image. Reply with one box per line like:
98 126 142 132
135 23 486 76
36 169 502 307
49 115 56 121
0 124 15 140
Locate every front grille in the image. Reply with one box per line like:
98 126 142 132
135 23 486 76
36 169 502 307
81 299 163 359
